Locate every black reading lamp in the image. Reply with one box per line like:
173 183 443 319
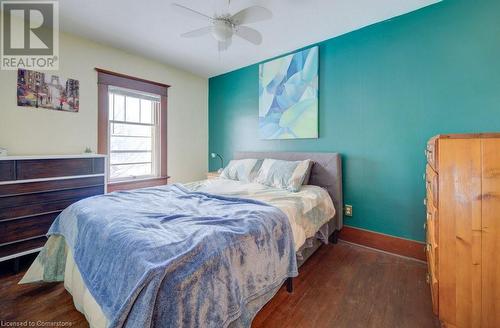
210 153 224 172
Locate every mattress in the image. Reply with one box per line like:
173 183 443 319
21 179 335 328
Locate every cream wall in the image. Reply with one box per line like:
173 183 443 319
0 32 208 183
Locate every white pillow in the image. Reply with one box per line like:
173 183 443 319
255 159 312 192
220 159 260 182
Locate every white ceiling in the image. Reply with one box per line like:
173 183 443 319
59 0 438 78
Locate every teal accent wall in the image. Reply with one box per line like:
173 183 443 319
208 0 500 242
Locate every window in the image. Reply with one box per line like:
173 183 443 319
108 87 160 182
96 68 169 191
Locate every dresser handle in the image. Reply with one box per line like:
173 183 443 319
423 198 427 206
423 222 427 230
423 173 426 181
427 212 431 220
426 273 430 284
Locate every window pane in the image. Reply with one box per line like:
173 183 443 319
141 99 152 124
114 94 125 121
126 97 140 123
107 86 162 182
110 136 152 151
111 123 152 137
110 152 152 165
110 163 152 179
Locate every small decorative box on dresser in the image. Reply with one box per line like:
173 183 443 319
0 155 106 263
424 133 500 328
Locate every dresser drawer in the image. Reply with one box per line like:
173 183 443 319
427 268 439 315
426 235 438 279
0 236 47 260
426 243 438 310
16 158 100 180
0 199 77 220
426 205 438 247
426 165 438 208
0 185 104 211
0 176 105 197
0 212 60 244
426 137 438 171
0 161 16 181
426 238 439 316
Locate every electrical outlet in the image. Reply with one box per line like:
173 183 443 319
344 205 353 217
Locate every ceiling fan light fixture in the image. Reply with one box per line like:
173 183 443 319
173 3 271 49
211 20 233 42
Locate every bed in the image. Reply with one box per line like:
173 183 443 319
232 152 343 267
20 152 343 328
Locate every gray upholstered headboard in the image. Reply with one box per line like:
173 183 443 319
234 151 343 230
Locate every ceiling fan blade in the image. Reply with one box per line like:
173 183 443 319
231 6 272 25
181 26 212 38
235 26 262 45
171 3 213 21
218 38 232 52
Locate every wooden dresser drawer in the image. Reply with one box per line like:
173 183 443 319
0 176 104 197
425 164 438 208
427 268 439 315
0 199 79 220
426 137 438 171
0 161 15 181
426 208 438 249
425 212 438 248
0 212 60 244
0 236 47 259
0 185 104 210
15 158 104 180
426 239 438 275
426 237 439 316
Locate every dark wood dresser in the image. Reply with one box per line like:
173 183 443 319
0 155 106 262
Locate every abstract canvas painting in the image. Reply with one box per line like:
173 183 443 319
17 69 80 112
259 46 318 139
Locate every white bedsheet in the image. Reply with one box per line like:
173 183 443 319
184 178 336 251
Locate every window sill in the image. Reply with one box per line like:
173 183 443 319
107 176 170 192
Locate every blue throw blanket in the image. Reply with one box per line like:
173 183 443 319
48 184 297 328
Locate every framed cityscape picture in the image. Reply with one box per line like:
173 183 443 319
17 69 80 112
259 46 318 139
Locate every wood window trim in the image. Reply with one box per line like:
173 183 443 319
96 68 169 191
107 176 170 192
95 68 171 90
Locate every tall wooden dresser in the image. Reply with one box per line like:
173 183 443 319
425 133 500 328
0 155 106 264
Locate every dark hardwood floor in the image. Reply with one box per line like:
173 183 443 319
253 242 439 328
0 242 439 328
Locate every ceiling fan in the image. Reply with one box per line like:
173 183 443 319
172 2 272 51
